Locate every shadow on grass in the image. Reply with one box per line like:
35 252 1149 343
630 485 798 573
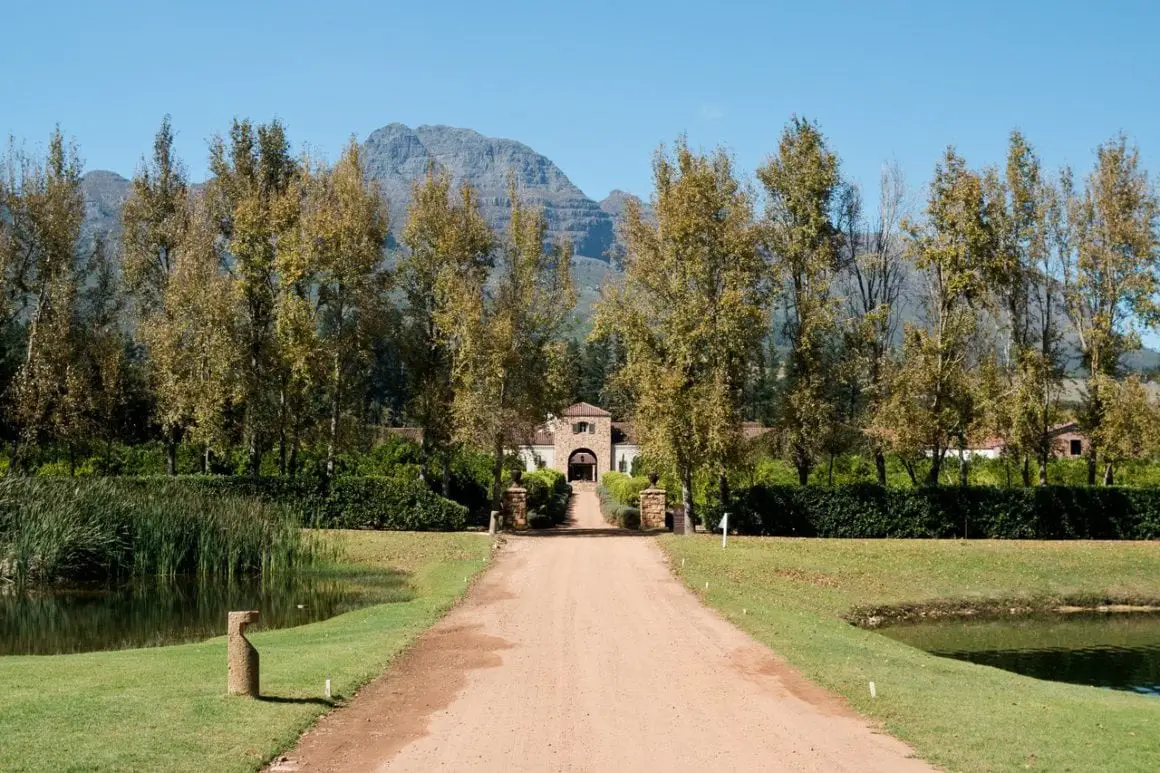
257 695 341 706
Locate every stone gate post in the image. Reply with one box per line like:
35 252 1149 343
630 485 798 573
503 470 528 530
639 472 667 531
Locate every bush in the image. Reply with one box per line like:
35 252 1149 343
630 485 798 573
113 474 468 532
0 477 309 586
524 468 571 526
727 483 1160 539
601 471 650 507
596 485 640 529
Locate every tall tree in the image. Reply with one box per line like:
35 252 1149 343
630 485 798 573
875 148 997 485
758 117 843 485
279 140 389 479
121 116 190 473
207 119 299 475
836 164 908 484
594 140 765 526
0 130 87 472
398 168 492 492
1061 134 1160 484
443 180 575 520
142 193 243 468
988 131 1066 485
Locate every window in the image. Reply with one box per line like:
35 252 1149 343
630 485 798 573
574 421 595 435
1070 439 1082 457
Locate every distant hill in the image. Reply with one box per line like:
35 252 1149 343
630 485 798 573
71 122 1160 371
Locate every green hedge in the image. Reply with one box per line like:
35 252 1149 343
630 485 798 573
727 484 1160 539
117 475 468 532
523 468 570 527
596 485 640 529
601 471 650 507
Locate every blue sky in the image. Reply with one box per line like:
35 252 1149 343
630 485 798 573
2 0 1158 211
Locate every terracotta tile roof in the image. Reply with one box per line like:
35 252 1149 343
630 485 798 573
531 426 554 445
560 402 612 418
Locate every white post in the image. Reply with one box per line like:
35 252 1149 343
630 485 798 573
721 511 729 548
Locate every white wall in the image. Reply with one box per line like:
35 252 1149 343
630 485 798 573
518 445 555 471
612 444 640 474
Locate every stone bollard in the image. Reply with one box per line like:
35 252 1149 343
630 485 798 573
227 610 260 697
639 471 668 531
503 469 528 530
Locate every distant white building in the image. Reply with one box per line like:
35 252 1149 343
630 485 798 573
515 403 640 486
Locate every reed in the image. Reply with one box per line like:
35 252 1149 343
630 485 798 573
0 478 312 586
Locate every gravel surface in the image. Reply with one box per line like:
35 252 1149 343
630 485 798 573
272 492 931 772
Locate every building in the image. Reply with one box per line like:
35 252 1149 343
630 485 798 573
515 403 640 485
515 402 775 485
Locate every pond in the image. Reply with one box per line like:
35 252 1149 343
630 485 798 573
879 612 1160 695
0 568 410 656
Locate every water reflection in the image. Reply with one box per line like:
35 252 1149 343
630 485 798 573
880 612 1160 695
0 569 409 656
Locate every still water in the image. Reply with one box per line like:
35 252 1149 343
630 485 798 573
880 612 1160 695
0 569 409 656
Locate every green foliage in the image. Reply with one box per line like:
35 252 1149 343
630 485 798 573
0 477 308 586
726 482 1160 539
600 471 650 507
595 484 640 529
523 468 570 526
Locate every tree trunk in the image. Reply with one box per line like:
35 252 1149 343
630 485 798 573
1103 462 1115 486
1021 455 1031 487
326 354 341 480
441 454 451 498
827 454 835 487
1039 443 1049 486
926 450 942 487
1086 445 1098 486
874 449 887 486
958 451 968 487
681 468 694 536
794 445 810 486
278 388 288 476
490 434 506 528
203 445 211 475
166 428 178 476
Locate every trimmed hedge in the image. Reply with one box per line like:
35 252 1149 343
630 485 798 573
523 468 571 527
117 475 468 532
727 484 1160 539
601 471 650 508
596 485 640 529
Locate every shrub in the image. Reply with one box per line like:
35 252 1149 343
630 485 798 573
524 468 570 525
727 483 1160 539
0 478 309 586
113 475 468 532
596 485 640 529
601 471 650 507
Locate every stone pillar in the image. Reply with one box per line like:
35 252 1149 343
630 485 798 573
503 470 528 530
639 472 667 531
227 610 260 697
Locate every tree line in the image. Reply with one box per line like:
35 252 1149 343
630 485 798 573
2 116 1159 521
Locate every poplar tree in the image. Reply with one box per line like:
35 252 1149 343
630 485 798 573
279 140 389 479
443 180 575 518
121 116 190 473
1061 134 1160 484
836 164 907 484
876 149 997 485
142 194 242 468
207 119 298 475
398 168 492 492
758 117 843 485
594 140 765 526
0 130 86 472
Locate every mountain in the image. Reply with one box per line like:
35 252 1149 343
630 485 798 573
363 124 617 259
80 170 130 246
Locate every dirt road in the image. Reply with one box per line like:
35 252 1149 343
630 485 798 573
273 491 931 772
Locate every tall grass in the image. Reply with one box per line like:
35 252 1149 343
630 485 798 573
0 478 313 586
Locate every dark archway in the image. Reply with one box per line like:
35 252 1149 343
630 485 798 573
568 448 598 482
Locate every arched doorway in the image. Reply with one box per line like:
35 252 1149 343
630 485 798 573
568 448 598 482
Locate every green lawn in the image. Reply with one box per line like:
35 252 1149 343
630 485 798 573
658 536 1160 773
0 531 492 773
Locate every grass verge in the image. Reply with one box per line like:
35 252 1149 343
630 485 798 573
658 536 1160 772
0 531 492 773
